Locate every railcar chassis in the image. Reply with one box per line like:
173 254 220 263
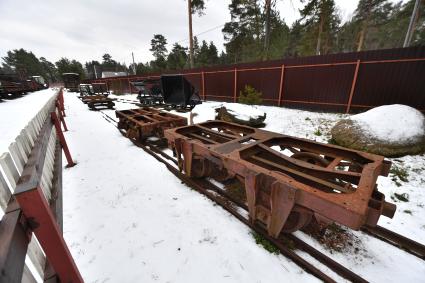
116 107 187 141
164 120 396 237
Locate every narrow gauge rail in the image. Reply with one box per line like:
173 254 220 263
97 107 425 282
98 109 367 282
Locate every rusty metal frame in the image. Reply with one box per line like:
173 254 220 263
116 107 187 141
165 120 396 238
81 95 116 109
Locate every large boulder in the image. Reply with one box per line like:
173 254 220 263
331 104 425 157
215 103 266 127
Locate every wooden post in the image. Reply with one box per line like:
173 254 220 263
128 79 131 94
119 79 123 95
278 64 285 107
201 72 206 101
51 113 75 167
346 59 361 113
233 68 238 103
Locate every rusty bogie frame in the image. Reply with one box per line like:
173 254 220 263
116 107 187 141
81 95 116 109
164 120 396 237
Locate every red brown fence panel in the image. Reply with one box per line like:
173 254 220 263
89 46 425 113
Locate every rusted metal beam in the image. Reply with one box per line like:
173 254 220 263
346 59 361 114
278 64 285 107
201 72 206 101
51 112 75 167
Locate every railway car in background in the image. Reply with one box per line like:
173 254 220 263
31 75 49 89
62 73 80 92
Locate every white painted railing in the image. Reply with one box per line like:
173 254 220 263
0 92 59 282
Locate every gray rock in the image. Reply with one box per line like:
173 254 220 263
331 119 425 157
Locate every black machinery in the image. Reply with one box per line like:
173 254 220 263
131 79 163 105
160 74 201 109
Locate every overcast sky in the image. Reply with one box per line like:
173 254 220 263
0 0 403 66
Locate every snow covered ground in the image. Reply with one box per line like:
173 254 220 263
0 88 58 153
105 95 425 282
1 91 424 282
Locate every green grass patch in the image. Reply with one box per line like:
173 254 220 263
390 165 409 183
391 192 409 202
314 128 322 136
251 232 280 254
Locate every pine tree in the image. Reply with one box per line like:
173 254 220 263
150 34 168 71
167 43 188 70
299 0 340 55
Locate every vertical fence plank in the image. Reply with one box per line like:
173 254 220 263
21 263 37 283
0 171 11 211
233 68 238 103
0 153 20 189
8 143 25 174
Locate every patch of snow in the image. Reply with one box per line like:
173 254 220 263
39 96 425 282
62 95 318 282
220 103 265 121
350 104 425 143
0 89 58 153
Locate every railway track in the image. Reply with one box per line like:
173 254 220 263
97 107 425 282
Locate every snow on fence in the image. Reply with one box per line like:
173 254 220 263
0 89 82 283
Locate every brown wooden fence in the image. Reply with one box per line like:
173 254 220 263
89 46 425 113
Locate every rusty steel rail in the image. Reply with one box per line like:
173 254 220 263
361 225 425 260
115 107 187 140
165 121 396 238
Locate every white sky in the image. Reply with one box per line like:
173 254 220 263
0 0 403 66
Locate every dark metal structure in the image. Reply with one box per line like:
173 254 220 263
62 73 80 92
0 74 46 99
164 120 396 237
161 75 202 109
131 79 163 105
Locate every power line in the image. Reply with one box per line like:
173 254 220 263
175 24 225 44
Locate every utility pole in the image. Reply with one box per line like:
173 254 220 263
188 0 194 68
132 52 136 75
403 0 421 47
263 0 271 60
93 65 98 79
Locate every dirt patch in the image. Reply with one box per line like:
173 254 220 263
303 222 363 254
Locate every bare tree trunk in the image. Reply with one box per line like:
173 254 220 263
404 0 421 47
316 16 324 55
263 0 272 60
357 1 372 52
357 26 366 52
188 0 194 68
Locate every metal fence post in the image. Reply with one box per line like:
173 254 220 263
278 64 285 107
233 68 238 103
201 72 206 101
346 59 361 113
51 112 75 167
